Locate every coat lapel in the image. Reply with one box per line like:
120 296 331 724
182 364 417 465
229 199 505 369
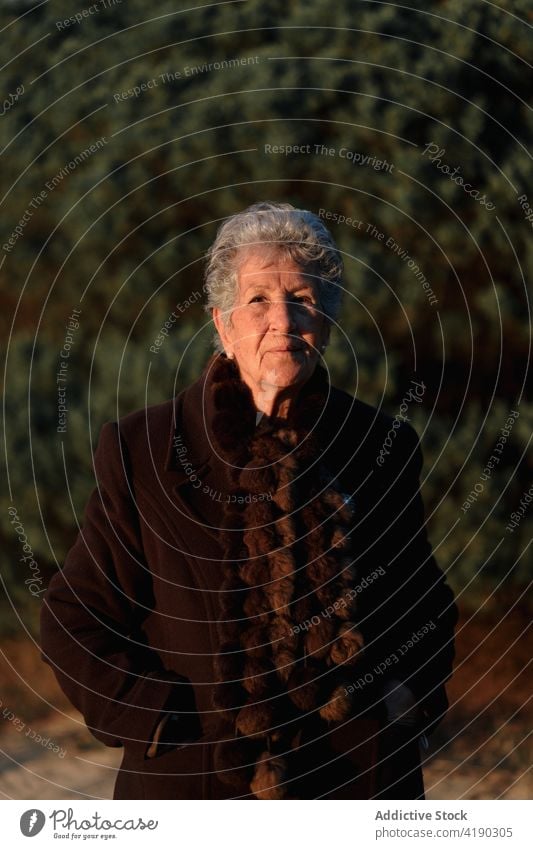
162 356 228 543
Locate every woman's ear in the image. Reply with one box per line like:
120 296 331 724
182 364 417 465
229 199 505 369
212 307 234 358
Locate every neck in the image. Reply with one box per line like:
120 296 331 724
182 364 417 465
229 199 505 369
206 353 330 454
253 381 302 419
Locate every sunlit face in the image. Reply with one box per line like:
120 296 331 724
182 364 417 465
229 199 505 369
213 251 330 408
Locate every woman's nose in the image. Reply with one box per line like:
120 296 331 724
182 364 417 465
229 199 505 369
268 298 297 330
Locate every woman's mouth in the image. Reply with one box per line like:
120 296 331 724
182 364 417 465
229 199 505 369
266 343 304 353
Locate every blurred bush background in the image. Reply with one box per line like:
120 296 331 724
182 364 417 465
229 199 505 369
0 0 531 799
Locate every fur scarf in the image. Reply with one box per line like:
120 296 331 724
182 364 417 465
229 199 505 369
208 353 366 799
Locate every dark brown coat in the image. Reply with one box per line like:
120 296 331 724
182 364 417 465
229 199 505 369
40 357 457 799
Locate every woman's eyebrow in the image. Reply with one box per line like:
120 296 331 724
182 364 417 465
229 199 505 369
243 277 315 291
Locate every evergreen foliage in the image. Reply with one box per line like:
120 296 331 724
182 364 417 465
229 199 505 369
1 0 531 634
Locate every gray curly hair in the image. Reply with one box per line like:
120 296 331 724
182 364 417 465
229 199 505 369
203 201 344 352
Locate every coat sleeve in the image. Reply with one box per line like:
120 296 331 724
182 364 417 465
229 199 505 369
40 421 195 758
361 422 458 735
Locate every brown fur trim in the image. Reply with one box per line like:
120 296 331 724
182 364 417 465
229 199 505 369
316 584 343 609
239 465 277 496
213 736 261 791
214 642 243 679
206 353 366 798
235 700 276 738
289 594 317 623
244 499 279 525
239 558 271 587
243 526 276 556
274 514 297 546
329 623 365 666
240 623 271 657
250 751 287 799
242 657 277 697
212 680 246 714
331 526 351 551
319 684 354 722
268 547 296 580
286 663 327 711
304 617 336 660
242 588 272 622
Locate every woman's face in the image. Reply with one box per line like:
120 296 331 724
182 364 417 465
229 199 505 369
213 250 331 407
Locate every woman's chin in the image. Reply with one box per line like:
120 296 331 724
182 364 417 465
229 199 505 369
260 359 315 389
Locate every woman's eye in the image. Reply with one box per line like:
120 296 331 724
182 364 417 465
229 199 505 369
248 294 316 307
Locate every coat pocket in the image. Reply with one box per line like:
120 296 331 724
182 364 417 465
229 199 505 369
294 716 381 799
373 723 425 800
135 735 214 799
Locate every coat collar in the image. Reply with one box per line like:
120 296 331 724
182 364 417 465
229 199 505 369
164 354 220 480
164 353 335 483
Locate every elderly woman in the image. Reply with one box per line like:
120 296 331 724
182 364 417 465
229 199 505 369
41 201 457 800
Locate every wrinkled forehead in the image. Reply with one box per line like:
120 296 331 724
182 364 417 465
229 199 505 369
234 245 317 288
